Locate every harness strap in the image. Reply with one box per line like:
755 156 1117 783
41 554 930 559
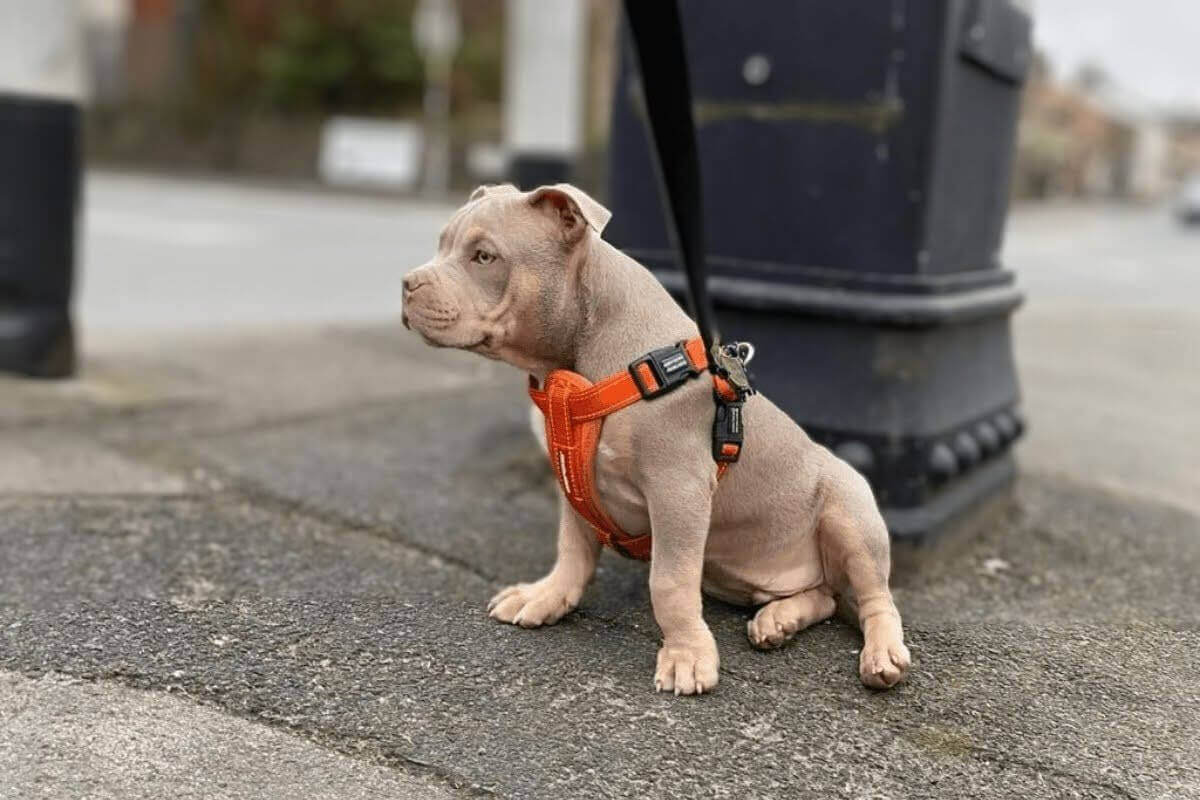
563 337 707 421
529 336 741 561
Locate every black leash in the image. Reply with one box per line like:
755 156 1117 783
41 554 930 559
621 0 718 355
621 1 755 401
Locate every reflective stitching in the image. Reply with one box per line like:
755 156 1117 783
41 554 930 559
528 337 734 563
557 450 572 495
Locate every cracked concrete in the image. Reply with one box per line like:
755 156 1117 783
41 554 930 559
1 320 1198 799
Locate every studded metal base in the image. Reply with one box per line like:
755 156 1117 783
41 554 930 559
0 308 76 379
651 273 1025 541
806 416 1023 539
880 454 1017 540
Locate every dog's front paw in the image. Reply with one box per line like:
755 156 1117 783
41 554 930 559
654 631 719 696
487 579 579 628
858 639 911 689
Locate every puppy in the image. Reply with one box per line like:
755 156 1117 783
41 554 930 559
403 183 910 695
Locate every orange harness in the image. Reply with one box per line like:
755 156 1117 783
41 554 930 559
528 337 744 561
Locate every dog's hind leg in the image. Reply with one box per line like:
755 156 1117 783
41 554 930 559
818 474 911 689
746 587 836 650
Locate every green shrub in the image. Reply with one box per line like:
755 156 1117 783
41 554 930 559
257 2 425 113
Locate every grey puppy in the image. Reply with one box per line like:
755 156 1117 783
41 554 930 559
403 183 910 695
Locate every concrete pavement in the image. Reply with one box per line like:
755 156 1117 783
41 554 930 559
3 321 1198 799
0 672 458 800
0 174 1197 798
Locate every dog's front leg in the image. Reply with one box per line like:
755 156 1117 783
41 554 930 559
647 481 718 695
488 495 600 628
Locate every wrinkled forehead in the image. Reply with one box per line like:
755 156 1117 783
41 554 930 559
438 186 526 251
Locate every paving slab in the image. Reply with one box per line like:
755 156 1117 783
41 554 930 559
0 430 190 495
0 671 460 800
88 324 503 438
2 323 500 440
0 359 195 429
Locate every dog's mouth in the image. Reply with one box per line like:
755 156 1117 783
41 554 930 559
416 330 490 352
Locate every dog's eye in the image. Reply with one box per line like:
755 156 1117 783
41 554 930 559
473 249 495 265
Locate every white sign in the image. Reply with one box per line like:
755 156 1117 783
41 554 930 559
318 117 424 191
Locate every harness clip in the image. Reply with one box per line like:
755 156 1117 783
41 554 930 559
628 341 700 399
712 395 745 462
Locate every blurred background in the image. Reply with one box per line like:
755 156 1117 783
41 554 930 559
2 0 1198 523
73 1 1200 202
24 0 1200 325
34 0 1198 328
67 0 1200 194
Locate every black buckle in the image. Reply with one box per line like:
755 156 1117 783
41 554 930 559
628 341 700 399
712 395 745 462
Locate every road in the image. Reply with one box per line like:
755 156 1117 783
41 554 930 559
1003 203 1200 515
1007 200 1200 309
79 172 1200 329
79 171 453 332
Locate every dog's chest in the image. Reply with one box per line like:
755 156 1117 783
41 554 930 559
593 436 650 536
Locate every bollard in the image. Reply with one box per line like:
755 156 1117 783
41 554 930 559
0 1 85 378
607 0 1031 539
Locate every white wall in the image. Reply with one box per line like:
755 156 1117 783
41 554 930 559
502 0 587 159
0 0 87 102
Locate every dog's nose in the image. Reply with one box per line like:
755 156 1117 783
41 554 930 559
403 273 426 293
401 311 410 329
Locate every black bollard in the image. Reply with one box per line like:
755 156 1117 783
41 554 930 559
0 93 81 378
0 1 84 379
607 0 1031 539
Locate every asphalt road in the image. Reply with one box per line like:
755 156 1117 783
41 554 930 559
79 172 1200 330
79 171 451 332
1003 203 1200 514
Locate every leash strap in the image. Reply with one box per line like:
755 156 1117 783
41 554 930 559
622 0 718 354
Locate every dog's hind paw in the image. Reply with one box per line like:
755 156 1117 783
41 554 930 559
487 579 580 628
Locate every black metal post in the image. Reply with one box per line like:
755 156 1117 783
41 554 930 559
607 0 1031 539
0 93 80 378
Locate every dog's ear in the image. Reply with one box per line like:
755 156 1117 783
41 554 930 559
469 183 520 202
528 184 612 240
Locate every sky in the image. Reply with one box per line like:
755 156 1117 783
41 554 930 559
1032 0 1200 111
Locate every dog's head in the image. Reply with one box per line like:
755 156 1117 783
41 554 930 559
402 183 611 372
